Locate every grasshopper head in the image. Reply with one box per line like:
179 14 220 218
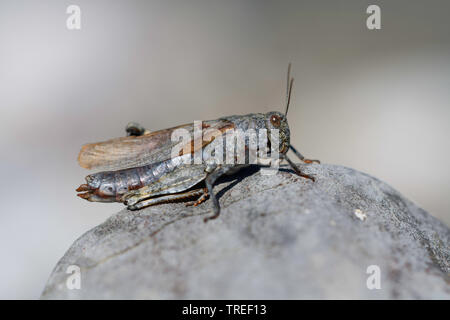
265 111 290 155
263 64 320 179
263 63 296 156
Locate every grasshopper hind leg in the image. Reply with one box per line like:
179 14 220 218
127 188 206 210
185 188 209 207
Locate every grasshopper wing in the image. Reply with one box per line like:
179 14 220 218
78 120 235 171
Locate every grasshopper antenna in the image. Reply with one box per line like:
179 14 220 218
283 63 321 174
285 63 294 117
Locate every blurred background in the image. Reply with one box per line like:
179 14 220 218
0 0 449 299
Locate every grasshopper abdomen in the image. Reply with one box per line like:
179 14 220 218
76 162 166 202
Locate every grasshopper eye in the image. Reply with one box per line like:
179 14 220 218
270 114 281 127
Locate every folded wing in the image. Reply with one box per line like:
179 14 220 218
78 120 235 171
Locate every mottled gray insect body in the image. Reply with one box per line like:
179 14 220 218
76 65 319 221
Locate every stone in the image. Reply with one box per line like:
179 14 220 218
41 164 450 299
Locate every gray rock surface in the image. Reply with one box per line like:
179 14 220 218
41 164 450 299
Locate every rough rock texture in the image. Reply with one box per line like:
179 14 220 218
41 164 450 299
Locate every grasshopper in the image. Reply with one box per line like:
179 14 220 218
76 65 319 222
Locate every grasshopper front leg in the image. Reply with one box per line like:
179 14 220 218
282 145 320 182
290 145 320 164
